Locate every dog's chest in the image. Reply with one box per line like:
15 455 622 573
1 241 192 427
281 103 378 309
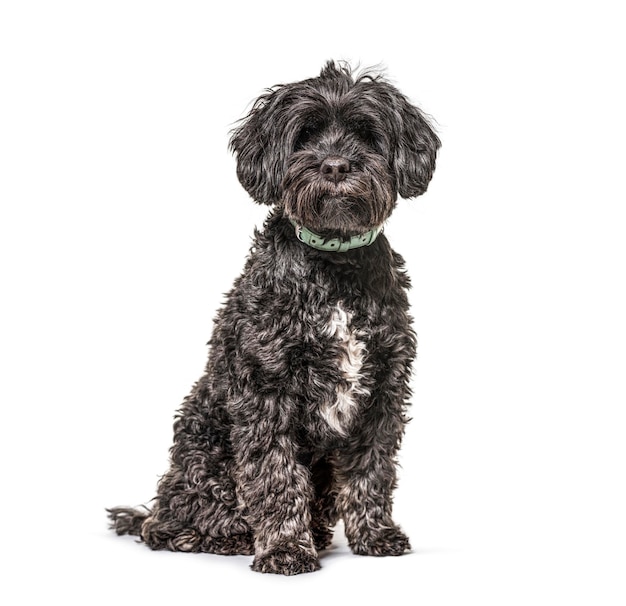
317 303 370 436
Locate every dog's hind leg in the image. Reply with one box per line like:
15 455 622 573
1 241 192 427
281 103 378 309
108 487 254 555
136 466 254 555
109 380 254 555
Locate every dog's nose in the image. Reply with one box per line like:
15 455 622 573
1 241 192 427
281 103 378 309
320 156 350 183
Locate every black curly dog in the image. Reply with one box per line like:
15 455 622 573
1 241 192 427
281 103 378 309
108 61 440 575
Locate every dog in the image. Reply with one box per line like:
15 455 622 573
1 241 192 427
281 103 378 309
108 61 440 575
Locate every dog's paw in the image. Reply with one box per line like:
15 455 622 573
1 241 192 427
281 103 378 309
350 526 411 557
251 545 321 575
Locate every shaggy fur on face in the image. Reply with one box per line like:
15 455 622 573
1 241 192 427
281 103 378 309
108 61 440 575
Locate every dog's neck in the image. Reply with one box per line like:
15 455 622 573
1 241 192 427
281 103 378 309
289 220 383 253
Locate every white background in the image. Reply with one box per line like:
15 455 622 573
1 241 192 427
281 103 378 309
1 1 625 604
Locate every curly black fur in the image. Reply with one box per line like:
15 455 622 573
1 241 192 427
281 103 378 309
108 61 440 575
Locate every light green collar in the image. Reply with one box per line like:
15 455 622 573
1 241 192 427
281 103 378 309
290 220 383 252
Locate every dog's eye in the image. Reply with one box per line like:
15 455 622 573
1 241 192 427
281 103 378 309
295 125 318 149
353 121 379 148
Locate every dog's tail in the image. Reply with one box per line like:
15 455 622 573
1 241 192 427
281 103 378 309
106 505 151 536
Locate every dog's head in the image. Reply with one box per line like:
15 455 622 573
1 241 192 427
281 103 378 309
229 61 440 237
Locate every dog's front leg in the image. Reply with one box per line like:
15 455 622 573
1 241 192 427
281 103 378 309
230 411 320 575
335 433 411 556
333 314 415 556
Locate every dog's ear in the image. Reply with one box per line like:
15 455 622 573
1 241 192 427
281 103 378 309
229 88 288 205
387 88 441 199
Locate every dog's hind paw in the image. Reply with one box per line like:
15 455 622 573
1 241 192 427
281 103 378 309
251 545 321 575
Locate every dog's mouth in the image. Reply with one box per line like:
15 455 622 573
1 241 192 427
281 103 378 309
281 154 396 236
285 190 380 237
310 193 374 234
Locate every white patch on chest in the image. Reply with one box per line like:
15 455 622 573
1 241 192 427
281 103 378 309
319 304 370 435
